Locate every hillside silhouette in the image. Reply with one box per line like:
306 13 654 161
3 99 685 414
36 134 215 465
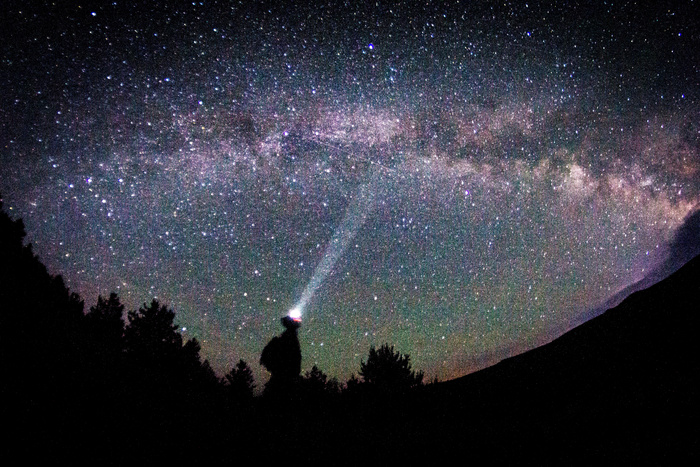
417 252 700 463
1 198 697 463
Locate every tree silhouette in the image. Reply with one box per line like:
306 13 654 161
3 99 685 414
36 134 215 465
87 292 124 334
300 365 342 398
122 299 187 400
83 292 125 391
360 344 424 393
225 359 255 400
180 337 219 390
0 197 94 458
1 196 85 391
345 373 362 394
325 376 341 395
302 365 328 395
124 299 182 365
85 293 124 355
122 299 219 390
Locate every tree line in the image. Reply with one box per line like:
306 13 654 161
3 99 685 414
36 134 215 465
0 196 428 461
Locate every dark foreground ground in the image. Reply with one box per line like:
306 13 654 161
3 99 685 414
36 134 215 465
2 199 698 464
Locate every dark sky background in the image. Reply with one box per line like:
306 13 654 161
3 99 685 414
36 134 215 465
1 0 698 386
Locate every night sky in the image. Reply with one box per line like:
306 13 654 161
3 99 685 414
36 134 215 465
1 1 698 386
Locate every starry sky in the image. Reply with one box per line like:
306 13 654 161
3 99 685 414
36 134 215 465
1 1 698 385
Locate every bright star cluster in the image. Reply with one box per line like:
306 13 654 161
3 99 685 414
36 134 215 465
1 1 698 385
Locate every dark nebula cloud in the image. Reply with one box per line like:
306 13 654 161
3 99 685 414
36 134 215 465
1 1 698 384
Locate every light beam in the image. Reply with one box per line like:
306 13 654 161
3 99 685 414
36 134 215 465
288 170 385 319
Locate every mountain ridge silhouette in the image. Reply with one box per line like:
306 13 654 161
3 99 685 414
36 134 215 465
411 252 700 462
443 252 698 390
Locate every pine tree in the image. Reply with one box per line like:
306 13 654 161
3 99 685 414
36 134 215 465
359 344 424 393
85 292 125 357
123 299 183 383
225 359 255 400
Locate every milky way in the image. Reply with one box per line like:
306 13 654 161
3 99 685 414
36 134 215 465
1 1 698 385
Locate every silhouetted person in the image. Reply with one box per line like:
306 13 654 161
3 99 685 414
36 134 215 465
260 316 302 398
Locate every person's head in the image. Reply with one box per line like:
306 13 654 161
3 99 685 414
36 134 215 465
281 315 301 330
